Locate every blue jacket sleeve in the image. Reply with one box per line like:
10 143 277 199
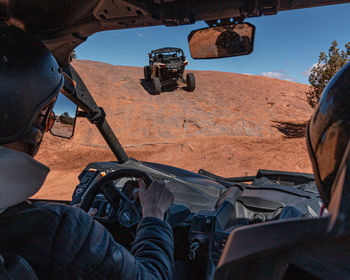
49 206 174 280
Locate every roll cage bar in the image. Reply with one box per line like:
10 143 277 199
151 47 184 54
1 0 349 66
61 66 129 163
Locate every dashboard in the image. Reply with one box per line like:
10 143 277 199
71 158 226 213
70 158 322 271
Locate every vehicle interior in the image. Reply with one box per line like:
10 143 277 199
1 1 350 279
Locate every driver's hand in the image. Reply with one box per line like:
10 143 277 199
138 179 174 221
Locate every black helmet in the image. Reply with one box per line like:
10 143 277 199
307 62 350 206
0 26 63 145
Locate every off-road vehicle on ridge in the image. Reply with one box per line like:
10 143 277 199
144 47 195 94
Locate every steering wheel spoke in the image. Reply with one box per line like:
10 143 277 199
101 182 129 208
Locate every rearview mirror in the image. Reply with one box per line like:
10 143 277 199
50 93 78 139
188 22 255 59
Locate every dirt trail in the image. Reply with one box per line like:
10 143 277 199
35 60 313 200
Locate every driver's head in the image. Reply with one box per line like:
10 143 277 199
0 27 64 156
307 62 350 206
215 30 242 56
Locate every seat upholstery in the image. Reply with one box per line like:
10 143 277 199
214 148 350 279
0 254 38 280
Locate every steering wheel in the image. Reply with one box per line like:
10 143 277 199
80 168 153 228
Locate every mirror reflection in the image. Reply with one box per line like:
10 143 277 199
50 93 78 138
188 23 255 59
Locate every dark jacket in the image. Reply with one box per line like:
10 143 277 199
0 201 174 279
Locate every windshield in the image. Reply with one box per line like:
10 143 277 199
34 3 350 200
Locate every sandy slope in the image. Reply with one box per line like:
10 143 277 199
34 60 313 200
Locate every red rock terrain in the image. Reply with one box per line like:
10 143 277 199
35 60 313 200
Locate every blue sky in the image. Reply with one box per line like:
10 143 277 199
53 93 77 117
76 3 350 85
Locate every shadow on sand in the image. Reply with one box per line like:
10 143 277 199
140 79 186 95
271 120 309 138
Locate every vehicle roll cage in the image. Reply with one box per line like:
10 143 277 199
61 66 129 164
151 47 184 54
